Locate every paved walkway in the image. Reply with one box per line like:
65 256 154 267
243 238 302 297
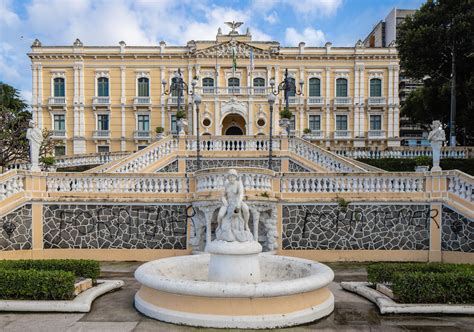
0 262 473 331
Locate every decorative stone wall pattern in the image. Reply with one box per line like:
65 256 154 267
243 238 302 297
186 159 281 172
288 160 311 172
156 160 178 173
282 204 431 250
441 206 474 252
43 204 188 249
0 204 32 250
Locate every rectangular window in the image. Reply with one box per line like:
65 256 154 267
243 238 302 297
336 115 348 131
137 114 150 131
308 115 321 131
97 114 109 131
290 115 296 131
54 145 65 156
137 145 147 151
53 114 65 131
98 146 110 153
170 114 177 134
370 115 382 130
54 79 65 97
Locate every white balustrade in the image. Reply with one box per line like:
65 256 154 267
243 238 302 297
307 97 324 105
48 97 66 105
186 136 280 152
0 171 25 201
281 173 424 194
333 147 470 159
113 137 178 173
46 174 186 194
289 137 363 173
195 170 273 193
447 173 474 203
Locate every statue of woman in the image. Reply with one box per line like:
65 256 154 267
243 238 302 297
26 120 43 171
428 120 445 171
216 169 253 242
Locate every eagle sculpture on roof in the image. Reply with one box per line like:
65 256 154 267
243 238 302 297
225 21 244 35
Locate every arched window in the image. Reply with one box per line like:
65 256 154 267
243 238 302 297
54 77 65 97
228 77 240 94
370 78 382 97
253 77 265 94
203 77 215 93
171 77 179 96
97 77 109 97
287 77 296 97
308 78 321 97
336 78 348 97
137 77 149 97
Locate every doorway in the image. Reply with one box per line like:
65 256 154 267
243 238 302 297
221 114 246 135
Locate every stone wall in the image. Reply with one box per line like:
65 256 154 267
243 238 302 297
288 160 311 172
0 204 32 250
186 158 282 172
43 204 188 249
282 204 431 250
156 160 179 173
442 206 474 253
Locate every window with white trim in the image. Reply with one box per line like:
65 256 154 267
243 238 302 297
53 77 65 97
97 114 109 131
336 78 348 97
137 77 149 97
98 145 109 153
97 77 109 97
308 115 321 131
336 115 348 130
54 145 66 156
370 115 382 130
137 114 150 131
370 78 382 97
308 78 321 97
53 114 65 131
170 114 177 134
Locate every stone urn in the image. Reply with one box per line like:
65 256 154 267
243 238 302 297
279 118 290 136
178 118 188 136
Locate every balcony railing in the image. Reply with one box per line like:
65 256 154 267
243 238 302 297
288 96 300 105
368 97 386 105
92 96 110 105
368 130 386 138
307 97 324 105
334 130 351 139
303 130 324 139
334 97 352 105
52 130 66 138
48 97 66 106
168 96 185 105
227 87 241 94
92 130 110 139
253 87 267 95
133 97 151 105
203 87 215 94
133 130 152 139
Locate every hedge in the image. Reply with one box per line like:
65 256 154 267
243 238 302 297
0 259 100 280
367 263 474 304
0 269 75 300
356 158 474 175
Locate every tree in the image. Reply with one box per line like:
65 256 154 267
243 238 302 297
397 0 474 144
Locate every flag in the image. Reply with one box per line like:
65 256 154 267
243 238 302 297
249 48 254 72
232 46 237 73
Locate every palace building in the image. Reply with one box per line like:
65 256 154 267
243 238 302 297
28 24 400 156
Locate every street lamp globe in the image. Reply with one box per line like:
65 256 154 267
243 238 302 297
194 94 202 106
269 78 275 87
267 93 276 106
191 79 198 87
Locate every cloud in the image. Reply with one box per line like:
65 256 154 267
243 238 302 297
285 27 326 46
288 0 343 17
264 12 279 24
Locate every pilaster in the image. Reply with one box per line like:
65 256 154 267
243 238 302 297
429 203 442 262
160 66 165 128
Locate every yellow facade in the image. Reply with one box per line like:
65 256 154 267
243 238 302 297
28 27 400 156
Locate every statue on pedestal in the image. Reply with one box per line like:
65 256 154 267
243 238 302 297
428 120 445 171
26 120 43 171
216 169 253 242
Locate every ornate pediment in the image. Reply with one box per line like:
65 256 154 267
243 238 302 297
192 40 279 58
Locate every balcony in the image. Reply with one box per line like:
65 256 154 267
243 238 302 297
92 130 110 142
203 87 215 94
168 96 185 106
334 97 352 106
368 130 386 139
48 97 67 110
92 96 111 110
303 130 324 139
288 96 301 105
307 97 324 105
133 97 152 110
133 130 152 141
51 130 66 138
227 87 241 94
368 97 386 106
253 87 267 95
334 130 351 139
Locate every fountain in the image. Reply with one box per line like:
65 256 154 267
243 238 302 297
134 169 334 329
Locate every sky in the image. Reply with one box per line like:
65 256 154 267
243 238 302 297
1 0 425 104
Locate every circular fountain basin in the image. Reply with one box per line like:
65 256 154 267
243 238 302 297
134 254 334 329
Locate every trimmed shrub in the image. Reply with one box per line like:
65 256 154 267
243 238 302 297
0 269 75 300
392 271 474 304
356 158 474 175
0 259 100 280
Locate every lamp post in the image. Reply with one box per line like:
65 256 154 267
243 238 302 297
194 94 202 170
162 68 198 135
269 68 304 135
267 93 276 170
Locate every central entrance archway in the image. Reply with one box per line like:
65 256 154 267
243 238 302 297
222 114 246 135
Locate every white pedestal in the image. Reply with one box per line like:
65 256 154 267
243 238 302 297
206 240 262 283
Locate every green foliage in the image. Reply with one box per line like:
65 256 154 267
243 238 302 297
337 197 350 210
0 259 100 280
356 158 474 175
260 191 270 198
40 156 56 166
397 0 474 142
0 269 75 300
176 110 187 120
279 107 293 119
155 126 164 134
303 128 312 134
367 262 474 303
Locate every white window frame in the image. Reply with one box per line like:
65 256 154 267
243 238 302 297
50 71 66 98
136 112 150 132
307 72 323 97
54 144 67 157
334 113 350 131
97 145 110 153
135 71 151 97
368 71 385 97
96 113 110 131
307 113 322 131
368 112 384 130
95 71 110 97
334 72 350 98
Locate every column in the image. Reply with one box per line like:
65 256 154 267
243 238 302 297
393 65 400 139
388 107 394 138
359 66 365 136
187 65 193 94
266 66 272 88
325 67 331 141
37 64 43 128
299 68 305 134
120 66 126 151
388 65 393 105
214 99 220 135
215 65 220 93
353 66 360 137
73 65 80 137
160 66 165 128
393 65 399 105
31 64 38 122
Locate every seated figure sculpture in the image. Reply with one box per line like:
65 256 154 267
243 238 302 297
216 169 254 242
